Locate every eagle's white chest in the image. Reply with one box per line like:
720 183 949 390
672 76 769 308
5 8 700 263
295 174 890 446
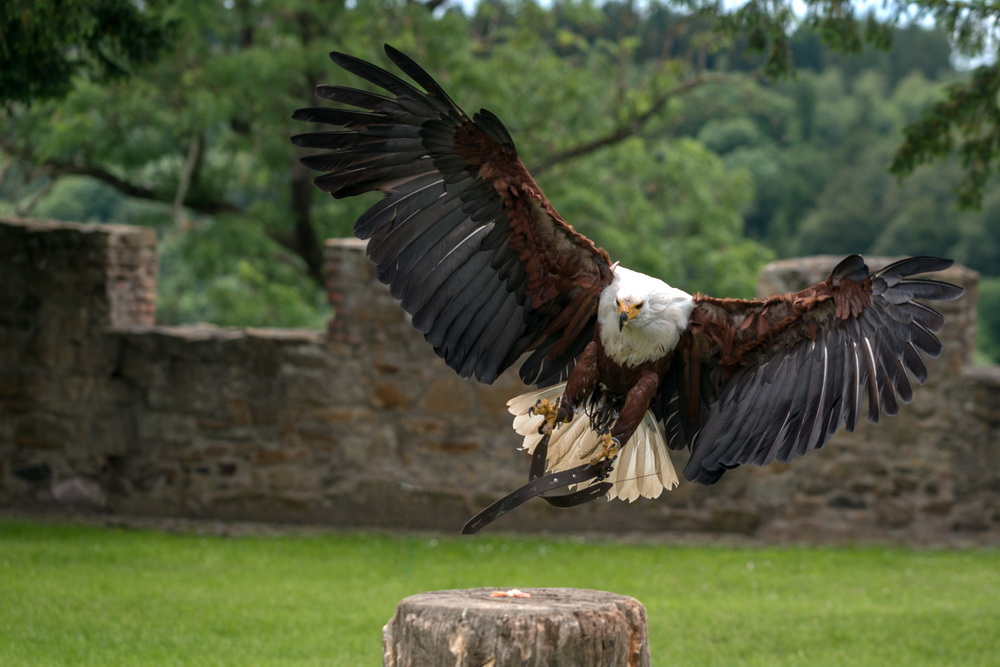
598 267 695 367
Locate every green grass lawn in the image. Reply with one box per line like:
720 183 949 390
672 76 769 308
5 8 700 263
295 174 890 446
1 520 997 665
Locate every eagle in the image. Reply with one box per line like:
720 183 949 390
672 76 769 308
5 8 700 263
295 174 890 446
291 45 963 533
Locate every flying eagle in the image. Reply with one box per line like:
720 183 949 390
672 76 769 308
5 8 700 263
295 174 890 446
291 45 963 533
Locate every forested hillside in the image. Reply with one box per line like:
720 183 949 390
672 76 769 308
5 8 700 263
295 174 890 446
3 0 998 360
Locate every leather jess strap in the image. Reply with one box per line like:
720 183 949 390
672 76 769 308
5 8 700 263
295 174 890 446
461 434 613 534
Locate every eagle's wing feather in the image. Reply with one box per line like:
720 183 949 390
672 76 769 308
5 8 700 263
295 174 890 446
663 255 963 484
292 45 611 384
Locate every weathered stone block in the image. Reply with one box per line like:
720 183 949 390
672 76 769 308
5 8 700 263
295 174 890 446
372 381 411 409
14 413 75 450
399 415 449 435
415 438 482 455
705 505 760 534
828 493 867 509
875 497 915 528
137 412 199 446
950 502 992 531
421 375 476 414
304 405 375 424
292 423 341 453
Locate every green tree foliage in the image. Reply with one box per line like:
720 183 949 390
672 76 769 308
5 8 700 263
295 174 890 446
1 0 767 325
705 0 1000 209
542 136 768 296
0 0 174 104
3 0 999 359
157 216 329 328
890 65 1000 208
976 277 1000 363
2 0 477 326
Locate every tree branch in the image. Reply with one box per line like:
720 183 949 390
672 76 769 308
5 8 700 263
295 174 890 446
0 132 239 216
531 75 708 176
15 166 57 216
49 159 241 216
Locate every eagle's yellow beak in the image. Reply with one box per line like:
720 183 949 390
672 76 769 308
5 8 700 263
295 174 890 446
617 300 643 330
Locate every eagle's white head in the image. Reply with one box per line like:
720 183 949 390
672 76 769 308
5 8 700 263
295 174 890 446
598 266 695 368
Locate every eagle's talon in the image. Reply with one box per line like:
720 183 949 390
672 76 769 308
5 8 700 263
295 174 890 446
531 398 562 435
589 432 621 465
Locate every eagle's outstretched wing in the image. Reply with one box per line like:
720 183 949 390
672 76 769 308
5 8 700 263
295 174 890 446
660 255 963 484
292 45 612 385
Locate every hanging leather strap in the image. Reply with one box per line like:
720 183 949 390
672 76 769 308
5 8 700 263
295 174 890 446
462 434 613 534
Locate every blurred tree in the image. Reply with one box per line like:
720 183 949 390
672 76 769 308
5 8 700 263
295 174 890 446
157 215 329 328
976 277 1000 363
4 0 996 350
703 0 1000 209
0 0 175 105
1 1 476 325
950 189 1000 276
543 136 769 297
890 64 1000 209
3 0 766 326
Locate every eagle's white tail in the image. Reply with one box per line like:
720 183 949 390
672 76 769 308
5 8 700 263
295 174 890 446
507 383 679 502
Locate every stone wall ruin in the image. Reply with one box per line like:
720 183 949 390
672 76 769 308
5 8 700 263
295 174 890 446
1 215 997 542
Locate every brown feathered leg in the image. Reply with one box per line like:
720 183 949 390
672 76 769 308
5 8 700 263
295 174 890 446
614 369 661 442
556 340 601 425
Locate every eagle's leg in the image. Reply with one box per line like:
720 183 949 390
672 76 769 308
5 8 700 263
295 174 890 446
529 398 562 435
555 341 601 427
607 368 662 449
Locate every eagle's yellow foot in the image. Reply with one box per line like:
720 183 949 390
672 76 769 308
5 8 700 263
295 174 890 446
529 398 561 435
589 432 621 465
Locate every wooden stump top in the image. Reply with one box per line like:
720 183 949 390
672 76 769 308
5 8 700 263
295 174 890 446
383 587 650 667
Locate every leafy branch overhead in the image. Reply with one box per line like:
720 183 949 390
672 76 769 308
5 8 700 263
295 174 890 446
709 0 1000 208
0 1 739 289
0 0 175 105
890 64 1000 209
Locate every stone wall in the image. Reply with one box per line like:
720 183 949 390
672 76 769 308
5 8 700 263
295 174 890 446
1 215 997 542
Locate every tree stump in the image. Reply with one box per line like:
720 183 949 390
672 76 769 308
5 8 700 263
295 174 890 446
382 587 651 667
